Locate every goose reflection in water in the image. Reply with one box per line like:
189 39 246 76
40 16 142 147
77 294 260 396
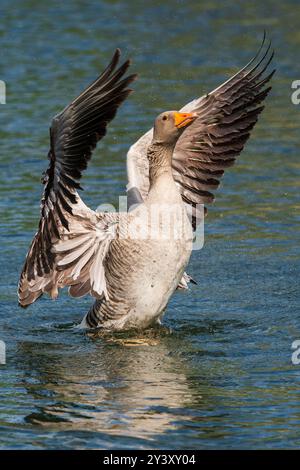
18 330 215 441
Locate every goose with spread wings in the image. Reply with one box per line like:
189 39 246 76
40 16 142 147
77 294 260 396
18 40 274 330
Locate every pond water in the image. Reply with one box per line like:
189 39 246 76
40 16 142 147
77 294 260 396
0 0 299 450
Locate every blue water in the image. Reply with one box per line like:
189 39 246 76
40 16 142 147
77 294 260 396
0 0 300 449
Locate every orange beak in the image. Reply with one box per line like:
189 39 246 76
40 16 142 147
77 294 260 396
174 111 198 129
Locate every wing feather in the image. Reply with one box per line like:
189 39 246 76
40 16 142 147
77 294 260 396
19 50 136 307
126 37 274 223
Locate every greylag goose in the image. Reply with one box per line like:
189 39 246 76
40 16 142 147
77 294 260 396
18 40 274 330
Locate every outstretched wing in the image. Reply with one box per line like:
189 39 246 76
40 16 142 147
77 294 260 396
18 50 137 307
127 37 274 221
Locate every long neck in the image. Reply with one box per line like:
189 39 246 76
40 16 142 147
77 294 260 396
147 141 175 187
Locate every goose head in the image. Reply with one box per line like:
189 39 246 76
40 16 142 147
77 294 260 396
153 111 198 145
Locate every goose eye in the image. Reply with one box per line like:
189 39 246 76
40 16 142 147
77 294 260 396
162 115 167 121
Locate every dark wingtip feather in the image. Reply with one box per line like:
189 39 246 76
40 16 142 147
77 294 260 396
18 302 28 309
111 48 121 67
125 73 138 87
238 31 267 75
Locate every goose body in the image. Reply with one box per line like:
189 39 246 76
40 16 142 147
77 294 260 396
18 40 274 330
83 166 193 330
